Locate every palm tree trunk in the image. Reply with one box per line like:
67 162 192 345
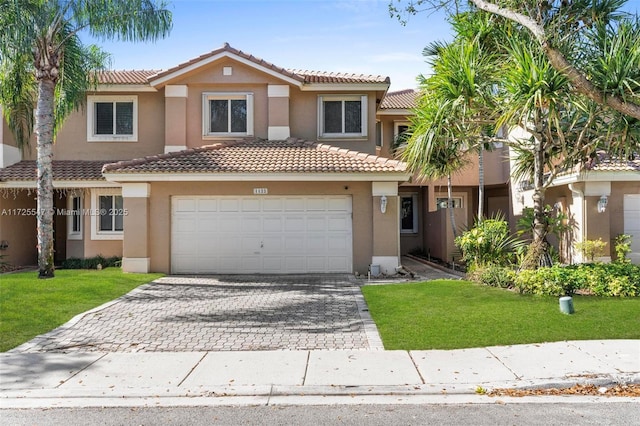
35 78 56 278
447 173 457 239
477 144 484 220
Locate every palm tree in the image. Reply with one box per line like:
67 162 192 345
402 95 468 239
0 0 172 278
497 38 602 267
402 28 496 238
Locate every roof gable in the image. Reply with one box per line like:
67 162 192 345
149 43 304 88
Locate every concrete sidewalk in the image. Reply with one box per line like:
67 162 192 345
1 340 638 408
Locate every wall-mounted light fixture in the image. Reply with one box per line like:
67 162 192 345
597 195 608 213
380 195 388 214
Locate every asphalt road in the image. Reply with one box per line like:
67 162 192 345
2 403 639 425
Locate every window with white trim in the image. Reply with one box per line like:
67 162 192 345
318 95 367 138
87 95 138 142
202 92 254 137
375 121 383 147
67 195 83 240
90 189 124 240
400 194 418 233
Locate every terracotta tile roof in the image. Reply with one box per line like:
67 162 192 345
585 153 640 172
96 44 389 87
0 161 107 182
380 89 418 109
149 43 304 84
103 139 406 174
97 70 160 85
288 69 390 84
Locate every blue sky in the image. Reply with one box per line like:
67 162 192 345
90 0 453 91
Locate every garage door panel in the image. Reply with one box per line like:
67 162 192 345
198 217 217 232
307 257 327 272
328 235 349 252
307 236 326 252
263 198 283 211
219 199 240 212
285 236 305 252
307 217 326 231
242 216 261 232
263 257 283 272
285 198 305 211
328 256 349 271
198 199 218 212
328 217 349 231
219 217 241 232
328 197 350 211
285 217 305 232
174 198 196 212
174 217 197 233
263 236 283 252
242 198 261 212
263 217 282 232
172 196 352 273
285 257 306 273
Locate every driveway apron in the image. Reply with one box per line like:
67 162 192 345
11 275 377 353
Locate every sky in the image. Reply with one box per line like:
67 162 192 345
88 0 454 91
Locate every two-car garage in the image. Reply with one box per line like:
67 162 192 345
171 196 353 274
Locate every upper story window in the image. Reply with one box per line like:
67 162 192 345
318 95 368 139
87 95 138 142
202 92 254 138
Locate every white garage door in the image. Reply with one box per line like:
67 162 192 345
624 194 640 265
171 196 353 274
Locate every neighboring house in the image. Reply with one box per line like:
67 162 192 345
0 43 409 275
376 90 640 265
510 151 640 264
376 89 512 262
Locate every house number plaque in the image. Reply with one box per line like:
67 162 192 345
253 188 268 195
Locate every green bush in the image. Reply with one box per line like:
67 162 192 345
574 238 607 262
455 214 522 269
61 255 121 270
614 234 632 264
514 263 640 297
470 265 516 288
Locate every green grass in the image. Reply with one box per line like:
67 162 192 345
362 279 640 350
0 268 163 352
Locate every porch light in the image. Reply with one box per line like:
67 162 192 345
380 195 388 214
597 195 608 213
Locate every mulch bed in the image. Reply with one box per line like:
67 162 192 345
488 383 640 398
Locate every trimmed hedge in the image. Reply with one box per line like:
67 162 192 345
514 263 640 297
60 255 121 270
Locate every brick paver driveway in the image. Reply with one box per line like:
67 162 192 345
12 275 381 353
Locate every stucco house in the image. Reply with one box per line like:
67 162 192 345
1 44 638 273
375 89 639 265
0 43 409 275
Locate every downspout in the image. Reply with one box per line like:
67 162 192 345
568 183 584 264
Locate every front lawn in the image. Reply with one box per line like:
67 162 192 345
0 269 163 352
362 279 640 350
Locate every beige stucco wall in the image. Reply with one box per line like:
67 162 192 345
268 97 289 127
289 90 378 153
145 181 376 274
372 196 399 256
122 197 149 258
20 91 166 162
165 96 187 147
0 191 37 266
